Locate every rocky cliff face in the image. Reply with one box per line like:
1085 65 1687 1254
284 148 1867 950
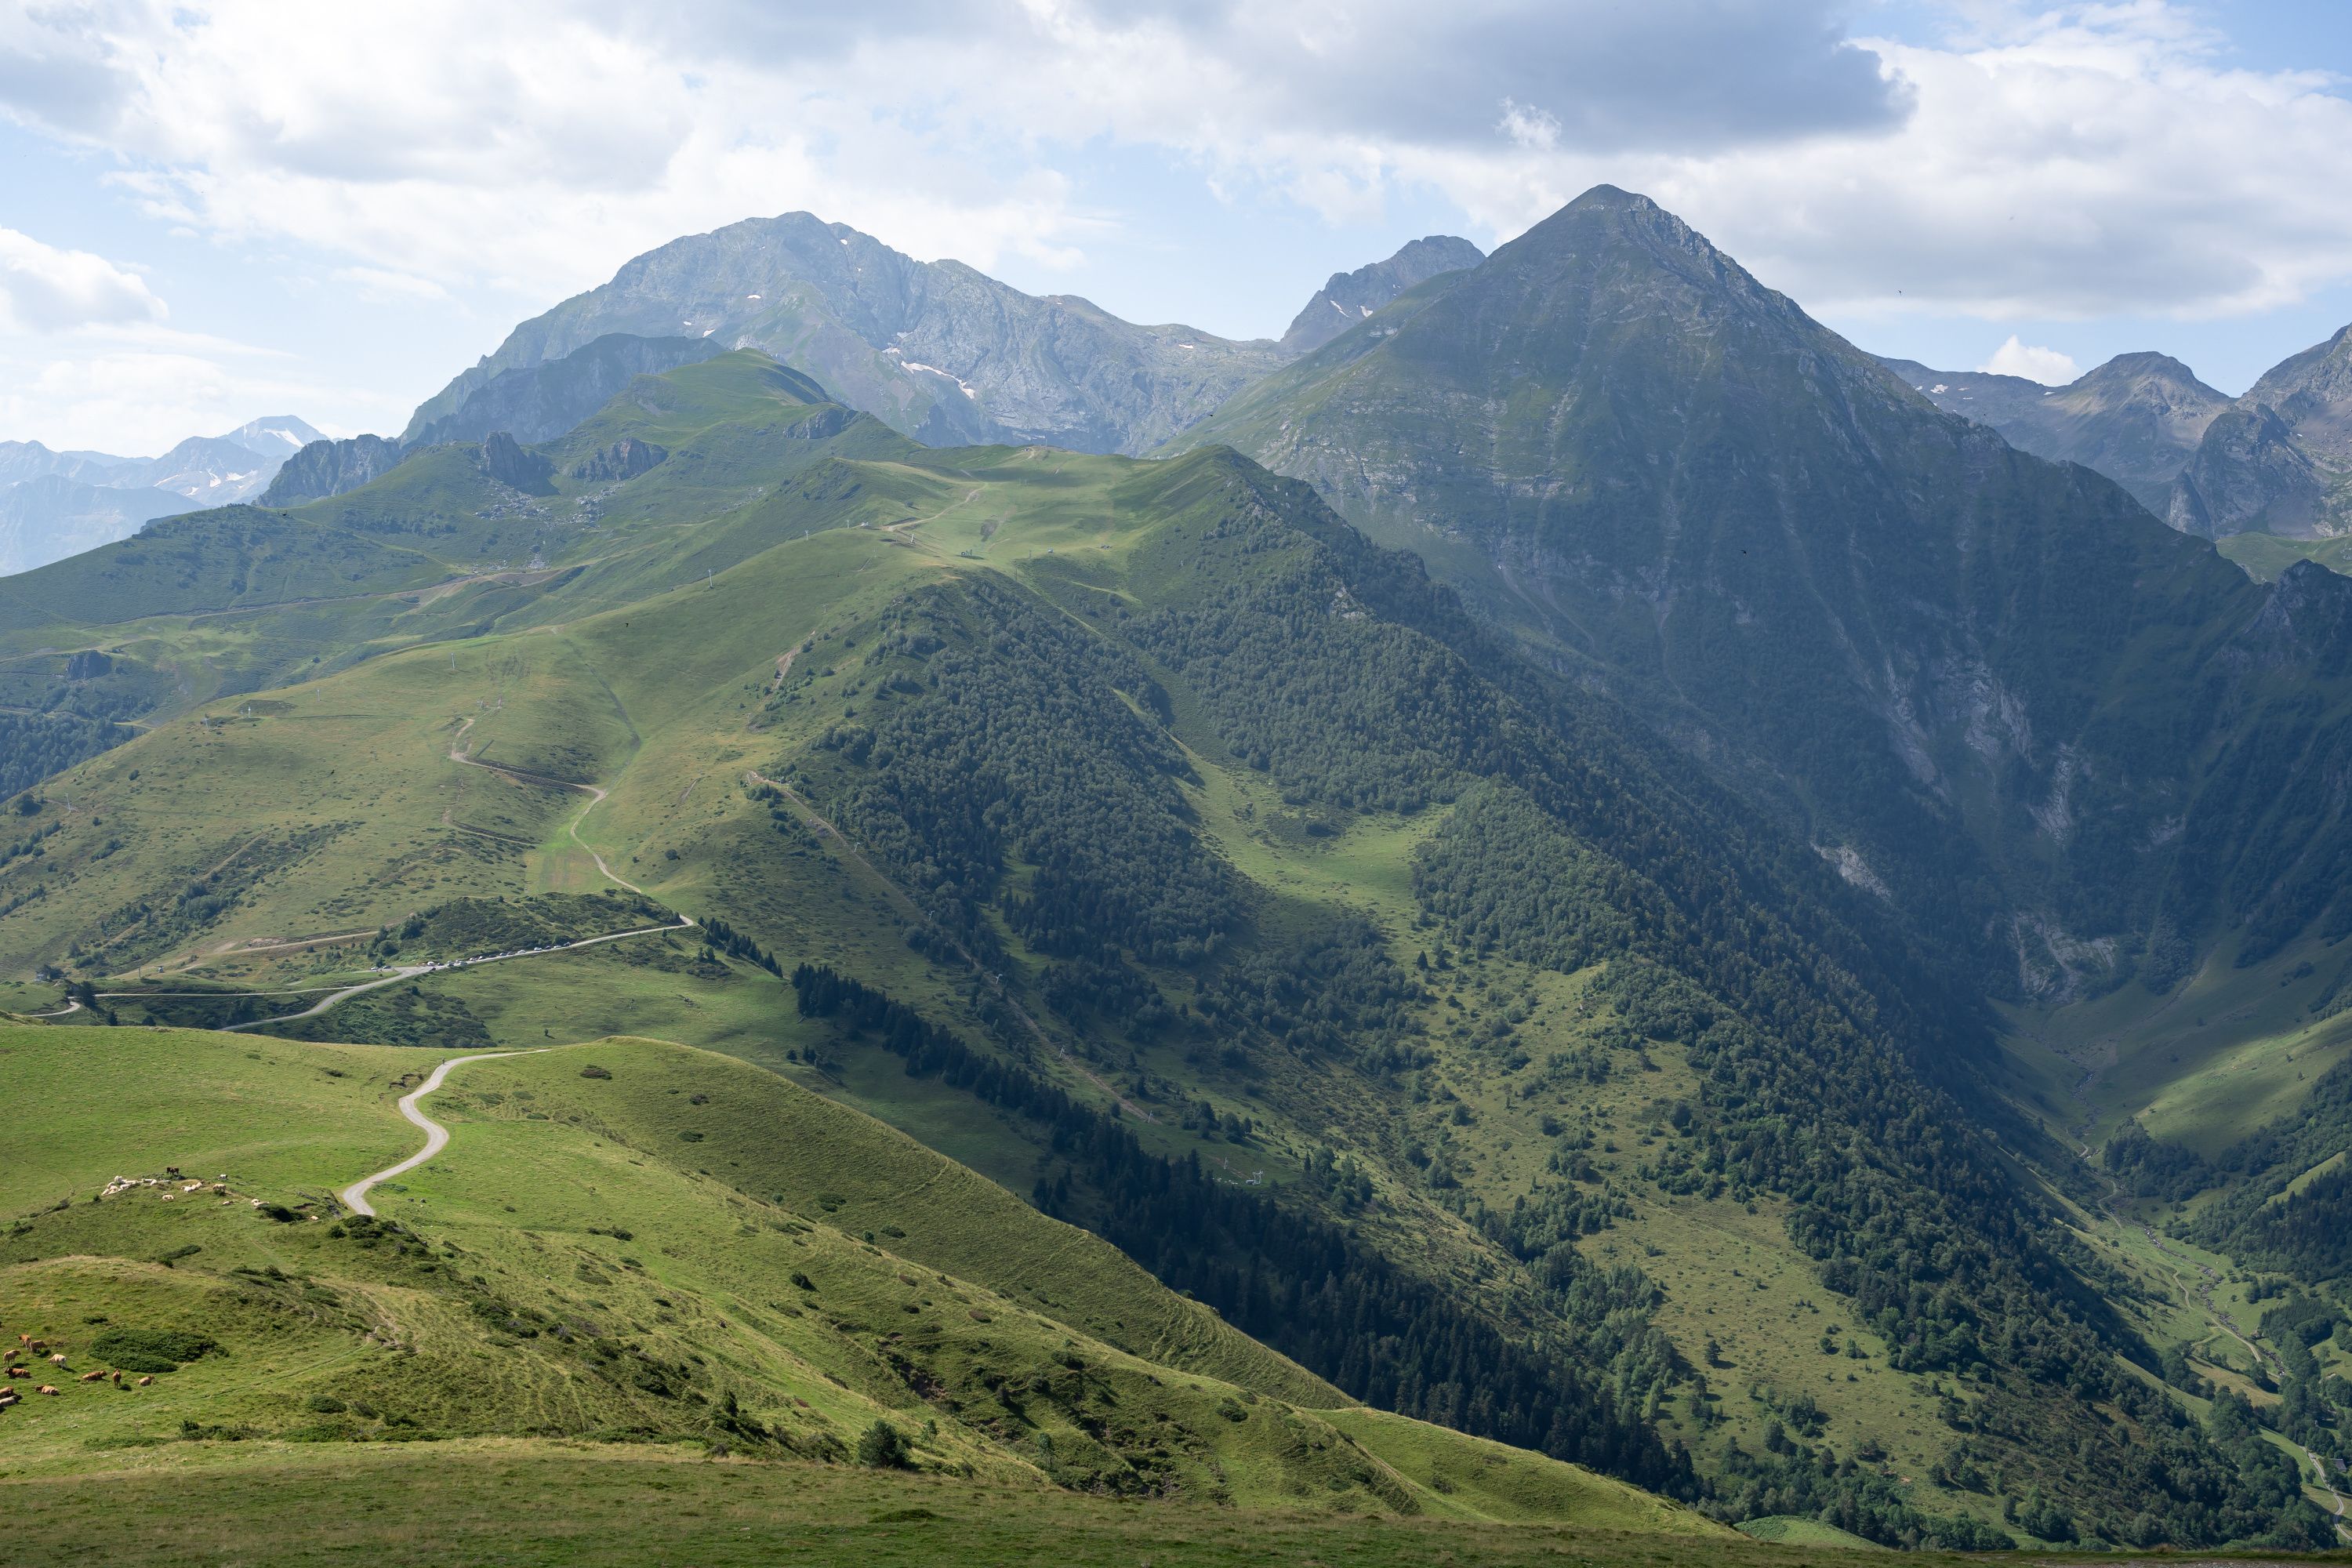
2169 325 2352 540
2169 403 2323 537
1171 184 2352 996
404 214 1289 456
407 334 726 447
1279 235 1486 354
260 434 407 507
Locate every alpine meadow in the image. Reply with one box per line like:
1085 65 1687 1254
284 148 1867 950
6 163 2352 1568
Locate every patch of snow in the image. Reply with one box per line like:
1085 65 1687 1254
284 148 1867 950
898 360 980 400
1930 384 1947 394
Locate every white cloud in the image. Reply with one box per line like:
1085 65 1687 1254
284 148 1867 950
0 227 166 333
1448 5 2352 324
0 0 2343 405
331 267 453 305
1978 336 2082 383
0 1 1903 301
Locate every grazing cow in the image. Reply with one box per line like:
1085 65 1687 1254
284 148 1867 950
47 1353 66 1365
136 1375 153 1387
111 1372 122 1386
36 1385 59 1396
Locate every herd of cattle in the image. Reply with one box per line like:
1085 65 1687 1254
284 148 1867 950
1 1335 158 1402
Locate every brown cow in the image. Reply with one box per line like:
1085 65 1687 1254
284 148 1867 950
77 1370 104 1382
136 1375 153 1387
36 1385 59 1396
5 1367 26 1378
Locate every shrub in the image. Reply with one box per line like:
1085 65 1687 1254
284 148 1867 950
305 1394 347 1414
579 1065 612 1080
93 1328 218 1374
857 1421 911 1468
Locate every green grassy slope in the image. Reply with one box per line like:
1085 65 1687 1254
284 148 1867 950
0 509 448 642
0 1023 1716 1544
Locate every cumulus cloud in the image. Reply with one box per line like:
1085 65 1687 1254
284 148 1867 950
0 0 1901 298
1979 336 2082 383
0 0 2344 372
1476 5 2352 323
0 228 166 334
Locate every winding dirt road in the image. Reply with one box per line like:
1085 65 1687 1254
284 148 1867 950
446 717 648 894
338 1047 554 1216
218 912 694 1033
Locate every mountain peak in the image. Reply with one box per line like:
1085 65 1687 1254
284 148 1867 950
1279 234 1486 354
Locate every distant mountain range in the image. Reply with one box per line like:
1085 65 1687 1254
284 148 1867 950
401 219 1484 459
1885 330 2352 557
0 416 321 574
1881 354 2230 514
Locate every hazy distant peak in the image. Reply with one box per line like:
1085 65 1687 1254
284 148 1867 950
221 415 325 458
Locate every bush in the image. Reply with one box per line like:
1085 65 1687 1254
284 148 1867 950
93 1328 218 1373
857 1421 911 1468
305 1394 347 1414
579 1065 612 1079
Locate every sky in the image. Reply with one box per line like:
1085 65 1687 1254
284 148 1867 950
2 0 2350 456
